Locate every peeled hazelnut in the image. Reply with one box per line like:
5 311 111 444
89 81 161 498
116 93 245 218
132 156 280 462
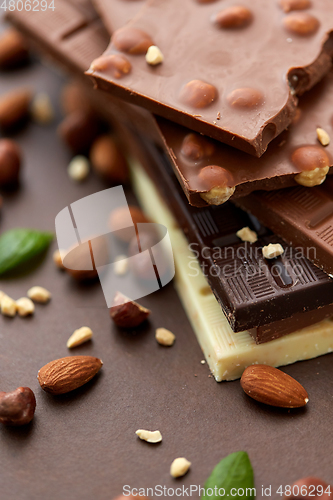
280 0 312 12
262 243 284 259
0 387 36 425
285 477 331 499
283 13 319 36
155 327 176 346
181 133 215 161
30 92 54 125
16 297 35 317
145 45 164 66
170 457 191 478
227 87 263 108
236 226 258 243
58 110 101 154
27 286 51 303
214 6 253 29
68 155 90 182
180 80 217 109
90 135 129 184
109 205 151 243
199 165 235 205
0 88 32 130
0 29 29 69
295 166 329 187
112 27 154 54
1 294 17 317
110 292 151 328
91 54 132 79
53 249 65 270
0 139 21 187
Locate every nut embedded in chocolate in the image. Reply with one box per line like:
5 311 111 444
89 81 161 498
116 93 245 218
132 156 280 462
110 292 151 328
214 6 253 29
279 0 312 13
0 139 21 187
199 165 235 205
112 26 154 55
283 12 320 36
227 87 263 109
181 133 215 161
0 28 29 69
291 145 330 171
91 54 132 79
90 135 129 184
0 387 36 426
180 80 217 109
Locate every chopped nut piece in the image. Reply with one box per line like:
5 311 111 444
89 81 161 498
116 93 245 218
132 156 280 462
155 327 176 346
295 166 329 187
110 292 151 328
67 155 90 182
170 457 191 478
67 326 93 348
30 92 54 124
53 249 65 269
135 429 162 443
200 185 235 205
1 295 17 317
316 127 330 147
27 286 51 303
262 243 284 259
145 45 164 66
114 255 129 276
0 290 5 306
16 297 35 317
201 360 206 364
236 226 258 243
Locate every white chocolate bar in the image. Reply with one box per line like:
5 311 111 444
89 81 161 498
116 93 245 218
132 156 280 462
131 161 333 381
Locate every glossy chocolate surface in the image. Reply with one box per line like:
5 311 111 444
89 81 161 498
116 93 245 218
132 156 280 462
87 0 333 156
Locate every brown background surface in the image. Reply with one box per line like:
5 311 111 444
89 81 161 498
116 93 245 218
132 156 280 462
0 18 332 500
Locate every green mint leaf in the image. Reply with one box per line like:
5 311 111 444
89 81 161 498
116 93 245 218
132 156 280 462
0 228 53 275
202 451 255 500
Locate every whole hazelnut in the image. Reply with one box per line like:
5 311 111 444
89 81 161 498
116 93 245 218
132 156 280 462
0 88 32 130
91 54 132 79
109 205 151 243
58 110 101 154
90 135 129 184
0 387 36 425
0 29 29 69
110 292 151 328
60 82 94 116
0 139 21 187
128 228 167 282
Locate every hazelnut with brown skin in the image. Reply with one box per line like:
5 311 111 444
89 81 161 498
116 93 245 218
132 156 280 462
0 139 21 187
0 387 36 425
90 135 129 184
0 88 32 131
110 292 151 328
109 205 151 243
58 110 101 154
0 29 29 69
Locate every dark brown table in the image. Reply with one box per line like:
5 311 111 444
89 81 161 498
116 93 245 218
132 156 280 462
0 18 332 500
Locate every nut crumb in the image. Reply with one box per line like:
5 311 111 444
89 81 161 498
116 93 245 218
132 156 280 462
67 326 93 348
135 429 162 443
155 327 176 346
236 226 258 243
0 290 5 306
27 286 51 303
295 166 329 187
200 185 235 205
217 111 221 120
114 255 128 276
170 457 191 478
201 359 206 364
262 243 284 259
68 155 90 182
30 92 54 124
316 127 330 147
1 294 17 317
145 45 164 66
16 297 35 317
53 249 65 269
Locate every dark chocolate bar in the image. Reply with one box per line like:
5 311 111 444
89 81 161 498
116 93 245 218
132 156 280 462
87 0 333 157
234 177 333 277
8 0 333 342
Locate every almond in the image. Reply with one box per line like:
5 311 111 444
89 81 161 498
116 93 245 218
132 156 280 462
37 355 103 395
240 365 309 408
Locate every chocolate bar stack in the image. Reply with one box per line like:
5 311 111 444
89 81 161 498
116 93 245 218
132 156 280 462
8 0 333 380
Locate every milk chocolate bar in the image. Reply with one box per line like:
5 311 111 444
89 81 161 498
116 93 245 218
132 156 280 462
234 176 333 277
92 0 145 33
87 0 333 157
